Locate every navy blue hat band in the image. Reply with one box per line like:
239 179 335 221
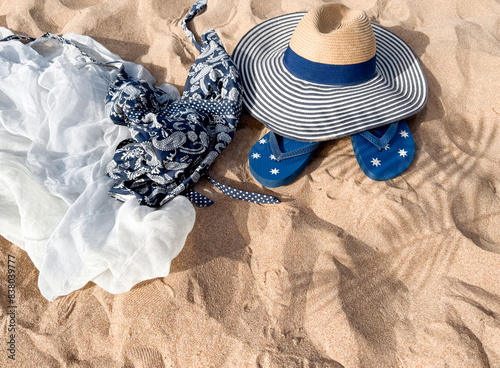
283 47 377 86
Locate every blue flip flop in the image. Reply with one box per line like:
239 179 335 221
351 121 415 181
249 132 320 188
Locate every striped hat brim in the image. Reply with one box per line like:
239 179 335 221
232 12 428 142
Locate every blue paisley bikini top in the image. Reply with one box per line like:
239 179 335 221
105 0 279 207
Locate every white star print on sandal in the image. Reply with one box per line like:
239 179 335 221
351 121 415 180
249 131 319 188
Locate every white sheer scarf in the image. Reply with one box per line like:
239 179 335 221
0 28 195 301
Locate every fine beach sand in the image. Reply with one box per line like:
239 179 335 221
1 0 500 367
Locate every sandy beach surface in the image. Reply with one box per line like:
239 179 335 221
1 0 500 367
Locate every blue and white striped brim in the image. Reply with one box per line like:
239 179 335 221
232 12 428 142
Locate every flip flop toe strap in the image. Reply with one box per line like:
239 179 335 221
269 132 320 162
359 122 399 151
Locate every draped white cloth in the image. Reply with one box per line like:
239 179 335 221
0 28 196 301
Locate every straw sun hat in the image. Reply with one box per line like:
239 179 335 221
232 3 428 142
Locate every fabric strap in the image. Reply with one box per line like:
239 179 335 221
181 0 208 51
283 46 377 86
185 190 214 207
208 177 280 204
186 177 281 207
1 33 122 69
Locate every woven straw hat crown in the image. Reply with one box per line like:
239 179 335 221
289 3 376 65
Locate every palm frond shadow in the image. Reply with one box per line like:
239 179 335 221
255 206 410 366
420 277 500 366
356 115 499 293
337 79 500 361
281 205 486 366
445 277 500 326
311 137 364 183
404 114 499 251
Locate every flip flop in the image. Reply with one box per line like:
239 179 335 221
351 121 415 181
249 132 320 188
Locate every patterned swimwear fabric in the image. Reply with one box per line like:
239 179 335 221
105 0 243 207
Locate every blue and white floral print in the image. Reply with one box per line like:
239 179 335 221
105 0 246 207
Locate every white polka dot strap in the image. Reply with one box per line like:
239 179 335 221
208 177 280 204
185 190 214 207
185 177 280 207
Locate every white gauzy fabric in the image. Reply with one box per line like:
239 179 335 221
0 28 196 301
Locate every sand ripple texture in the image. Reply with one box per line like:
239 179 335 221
1 0 500 367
